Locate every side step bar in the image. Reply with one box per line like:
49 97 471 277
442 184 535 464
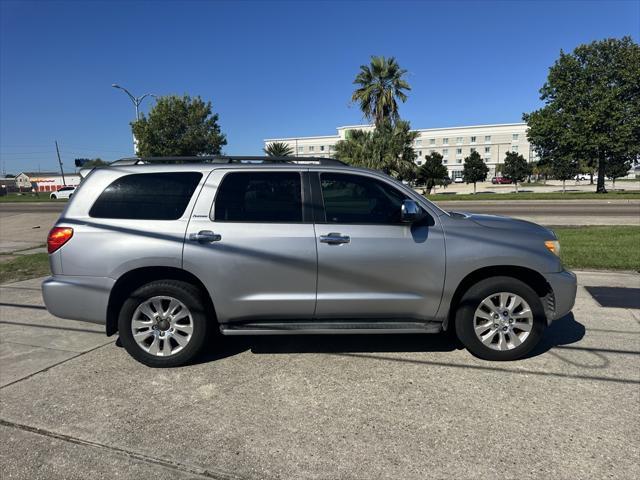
220 321 442 336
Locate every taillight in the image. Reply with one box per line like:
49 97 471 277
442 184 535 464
47 227 74 253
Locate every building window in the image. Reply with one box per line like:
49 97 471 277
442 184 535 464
320 145 325 152
442 148 449 156
456 137 463 144
512 145 519 152
443 137 449 145
512 133 519 141
443 159 448 164
484 146 491 153
417 150 422 157
309 146 314 152
415 139 422 146
297 146 304 153
430 149 435 154
484 135 491 143
470 148 476 153
429 138 436 145
484 156 491 162
456 148 462 155
470 136 477 144
416 160 423 166
457 159 462 164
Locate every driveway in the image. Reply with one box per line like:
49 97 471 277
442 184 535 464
0 272 639 479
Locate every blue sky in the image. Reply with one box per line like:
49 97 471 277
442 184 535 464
1 0 638 173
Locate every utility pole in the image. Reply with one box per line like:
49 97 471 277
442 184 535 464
55 141 66 186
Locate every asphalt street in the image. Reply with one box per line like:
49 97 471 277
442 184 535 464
1 271 639 479
2 198 639 220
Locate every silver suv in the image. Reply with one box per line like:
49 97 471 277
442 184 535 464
43 157 577 367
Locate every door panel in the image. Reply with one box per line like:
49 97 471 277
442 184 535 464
183 169 317 323
313 171 446 320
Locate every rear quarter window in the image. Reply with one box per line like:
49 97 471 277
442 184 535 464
89 172 202 220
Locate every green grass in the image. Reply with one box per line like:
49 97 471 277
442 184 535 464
426 191 640 201
0 193 67 203
0 253 51 284
554 226 640 271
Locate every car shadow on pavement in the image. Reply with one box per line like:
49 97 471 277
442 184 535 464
193 314 586 365
525 313 586 358
194 331 462 364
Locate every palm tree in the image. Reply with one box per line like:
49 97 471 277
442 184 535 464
264 141 294 157
351 56 411 128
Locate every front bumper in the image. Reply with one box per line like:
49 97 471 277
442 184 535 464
543 269 577 323
42 275 114 325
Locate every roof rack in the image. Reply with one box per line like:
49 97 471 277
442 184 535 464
109 155 347 167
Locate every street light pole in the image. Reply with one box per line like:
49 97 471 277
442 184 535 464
112 84 156 154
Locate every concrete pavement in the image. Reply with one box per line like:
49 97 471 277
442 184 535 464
1 272 639 479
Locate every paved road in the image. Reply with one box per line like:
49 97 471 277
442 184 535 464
0 202 67 215
0 200 637 254
1 272 639 479
2 199 640 217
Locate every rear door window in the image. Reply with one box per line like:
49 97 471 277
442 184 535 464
90 172 202 220
214 171 302 223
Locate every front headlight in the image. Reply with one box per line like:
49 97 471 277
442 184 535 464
544 240 561 256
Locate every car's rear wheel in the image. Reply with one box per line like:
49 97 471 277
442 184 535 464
51 194 57 199
455 276 545 361
118 280 209 367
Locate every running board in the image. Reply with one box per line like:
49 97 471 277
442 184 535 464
220 321 442 336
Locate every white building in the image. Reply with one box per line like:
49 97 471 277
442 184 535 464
265 122 537 179
14 171 81 192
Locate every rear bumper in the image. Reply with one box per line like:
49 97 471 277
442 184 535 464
42 275 114 325
543 269 577 322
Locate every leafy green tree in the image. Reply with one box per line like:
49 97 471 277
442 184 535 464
550 156 579 193
606 158 632 189
524 37 640 193
263 142 293 157
83 158 109 168
416 152 448 194
462 151 489 194
503 151 532 193
131 95 227 157
351 56 411 127
334 120 418 179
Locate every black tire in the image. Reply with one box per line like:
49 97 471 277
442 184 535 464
455 276 545 361
51 194 57 199
118 280 210 368
68 193 72 198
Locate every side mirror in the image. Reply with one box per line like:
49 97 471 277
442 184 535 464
401 199 424 223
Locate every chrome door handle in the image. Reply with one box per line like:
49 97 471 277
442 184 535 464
319 233 350 245
189 230 222 243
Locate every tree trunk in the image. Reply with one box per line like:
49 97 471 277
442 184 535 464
562 180 566 193
473 182 477 194
515 181 519 193
596 155 607 193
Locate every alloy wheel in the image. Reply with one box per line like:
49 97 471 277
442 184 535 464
472 292 533 351
130 296 194 357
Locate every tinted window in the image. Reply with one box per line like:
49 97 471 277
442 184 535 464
90 172 202 220
214 172 302 222
320 173 407 224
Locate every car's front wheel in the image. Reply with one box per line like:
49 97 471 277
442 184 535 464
50 194 57 199
455 276 545 361
118 280 210 367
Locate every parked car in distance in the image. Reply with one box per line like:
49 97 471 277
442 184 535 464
453 177 464 183
491 176 513 184
574 173 590 181
50 186 76 199
42 156 576 367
